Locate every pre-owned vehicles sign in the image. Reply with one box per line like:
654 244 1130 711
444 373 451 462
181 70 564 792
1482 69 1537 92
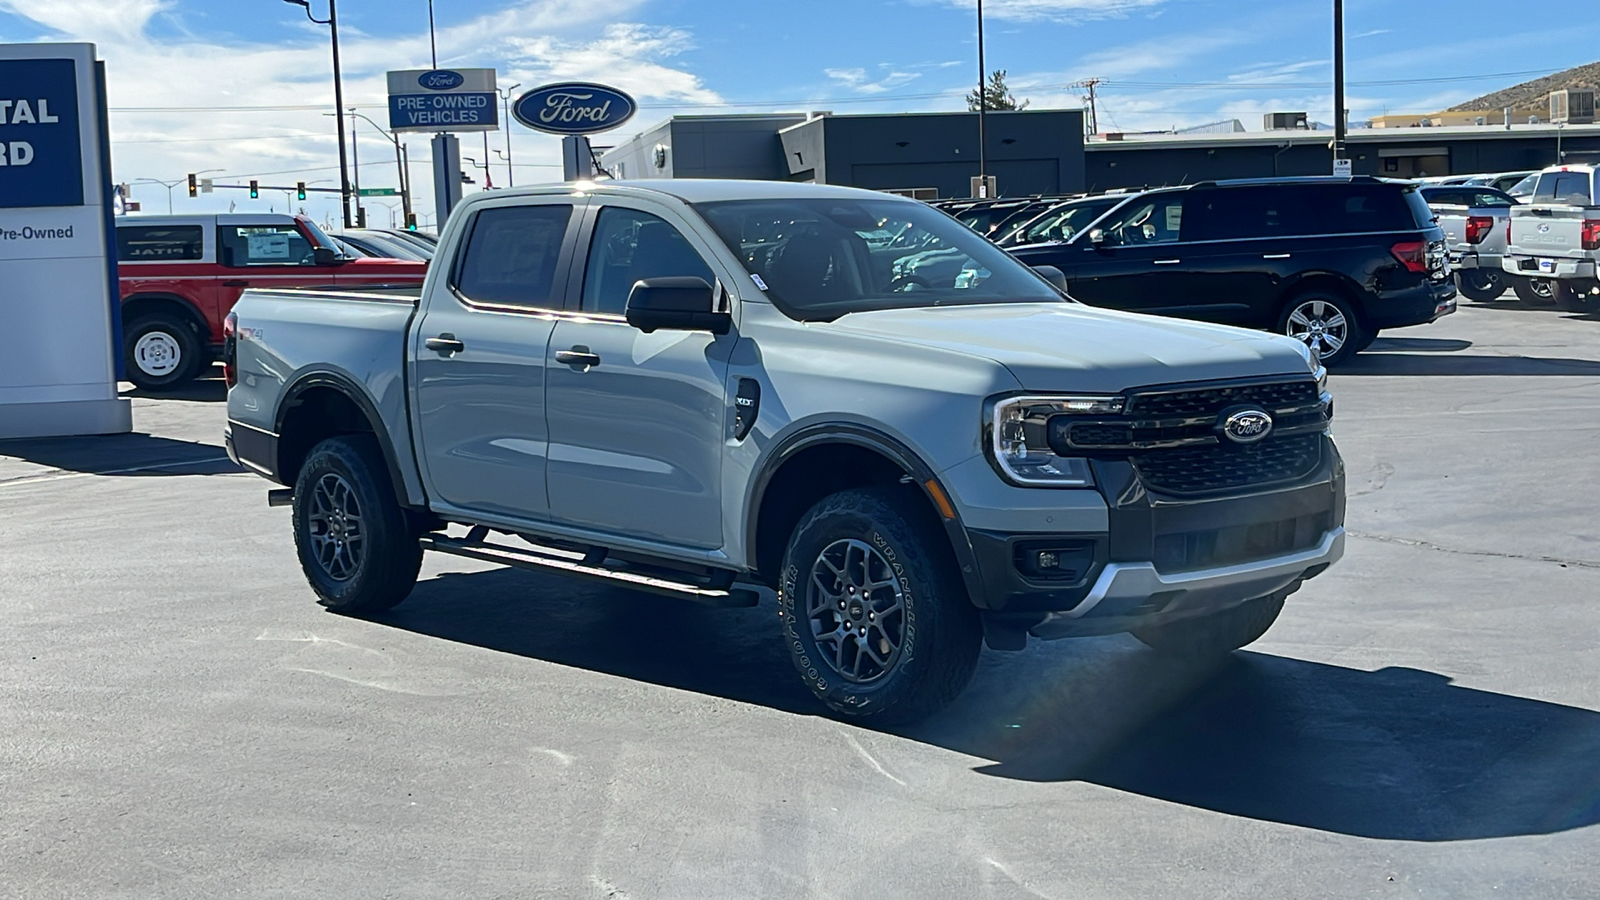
386 68 498 134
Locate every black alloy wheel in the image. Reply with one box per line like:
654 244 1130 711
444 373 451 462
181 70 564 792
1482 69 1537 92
805 538 909 685
292 435 422 614
1511 276 1555 308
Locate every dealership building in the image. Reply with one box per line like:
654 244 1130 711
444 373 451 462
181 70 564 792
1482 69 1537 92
601 108 1600 197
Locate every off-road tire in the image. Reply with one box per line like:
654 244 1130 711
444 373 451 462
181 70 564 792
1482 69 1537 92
1455 270 1505 302
1511 276 1555 308
125 313 203 391
1132 587 1291 658
778 487 981 724
292 435 422 614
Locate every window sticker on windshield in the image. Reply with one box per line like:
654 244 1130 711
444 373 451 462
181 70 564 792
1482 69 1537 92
1165 205 1183 233
751 273 769 291
247 232 291 260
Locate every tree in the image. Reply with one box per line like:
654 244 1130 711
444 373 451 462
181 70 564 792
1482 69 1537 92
967 69 1029 112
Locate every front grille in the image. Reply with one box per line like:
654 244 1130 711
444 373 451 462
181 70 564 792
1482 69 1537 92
1154 511 1331 572
1134 433 1323 495
1126 380 1319 419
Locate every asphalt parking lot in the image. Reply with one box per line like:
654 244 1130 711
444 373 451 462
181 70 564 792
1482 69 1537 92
3 299 1599 899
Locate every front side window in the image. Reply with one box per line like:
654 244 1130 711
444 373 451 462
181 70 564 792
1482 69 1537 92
220 224 315 267
696 197 1061 320
116 225 203 261
581 208 715 316
1014 198 1119 245
453 204 573 309
1092 193 1184 245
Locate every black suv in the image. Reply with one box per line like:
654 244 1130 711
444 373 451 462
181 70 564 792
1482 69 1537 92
1009 177 1456 365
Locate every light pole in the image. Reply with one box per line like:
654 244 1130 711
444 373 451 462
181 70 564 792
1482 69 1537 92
284 0 353 229
374 200 402 228
463 155 490 191
332 111 415 227
1333 0 1347 172
497 82 521 187
975 0 988 198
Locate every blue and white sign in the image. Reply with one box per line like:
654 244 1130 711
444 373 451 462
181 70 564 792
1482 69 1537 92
0 57 83 208
512 83 636 136
0 42 130 439
386 68 498 134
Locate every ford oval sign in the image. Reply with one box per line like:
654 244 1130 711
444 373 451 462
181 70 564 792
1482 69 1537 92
418 70 465 91
1221 408 1274 444
512 82 637 135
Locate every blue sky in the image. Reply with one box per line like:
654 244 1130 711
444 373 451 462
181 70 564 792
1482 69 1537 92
2 0 1596 225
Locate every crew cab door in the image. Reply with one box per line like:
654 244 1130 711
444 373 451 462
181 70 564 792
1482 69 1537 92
543 201 733 550
411 198 582 521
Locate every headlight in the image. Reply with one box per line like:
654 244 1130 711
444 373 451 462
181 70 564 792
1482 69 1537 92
988 395 1122 487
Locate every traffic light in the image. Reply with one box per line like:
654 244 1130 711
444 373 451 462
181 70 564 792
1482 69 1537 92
405 213 417 231
296 181 306 200
249 180 259 199
187 173 197 198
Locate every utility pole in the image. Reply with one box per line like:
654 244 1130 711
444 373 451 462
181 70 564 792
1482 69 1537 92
1068 78 1102 136
349 107 362 226
283 0 353 228
498 83 521 187
1333 0 1348 173
976 0 988 197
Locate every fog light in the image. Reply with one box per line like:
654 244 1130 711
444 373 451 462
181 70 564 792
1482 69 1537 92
1035 550 1060 570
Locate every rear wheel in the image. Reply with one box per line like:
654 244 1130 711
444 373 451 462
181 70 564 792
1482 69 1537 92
1455 269 1505 302
1551 280 1598 313
125 313 203 391
1511 276 1555 307
292 435 422 614
1279 292 1367 367
778 487 982 724
1132 588 1290 658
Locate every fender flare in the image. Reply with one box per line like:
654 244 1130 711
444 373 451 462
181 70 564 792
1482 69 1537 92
120 292 213 343
744 422 989 607
275 369 413 507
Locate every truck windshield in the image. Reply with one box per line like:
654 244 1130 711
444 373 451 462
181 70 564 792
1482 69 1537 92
695 197 1062 320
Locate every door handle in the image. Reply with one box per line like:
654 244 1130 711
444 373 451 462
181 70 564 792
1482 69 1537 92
222 280 250 287
425 334 464 355
555 348 601 368
1263 253 1292 259
1153 259 1181 265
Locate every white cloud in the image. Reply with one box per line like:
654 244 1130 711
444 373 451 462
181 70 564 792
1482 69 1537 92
0 0 719 225
824 67 922 94
931 0 1164 23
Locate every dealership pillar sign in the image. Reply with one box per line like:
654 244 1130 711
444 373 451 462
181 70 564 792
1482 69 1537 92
0 42 130 439
387 68 499 133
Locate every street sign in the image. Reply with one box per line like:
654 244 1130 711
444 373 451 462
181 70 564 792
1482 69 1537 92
512 82 636 135
357 187 399 197
387 68 498 134
200 177 214 194
1333 158 1352 178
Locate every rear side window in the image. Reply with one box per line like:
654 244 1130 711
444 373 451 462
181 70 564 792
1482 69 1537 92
452 204 573 308
1533 172 1593 205
1280 185 1425 234
1184 186 1293 241
116 225 203 261
220 225 315 267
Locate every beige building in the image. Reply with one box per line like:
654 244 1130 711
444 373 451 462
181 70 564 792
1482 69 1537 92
1370 107 1544 129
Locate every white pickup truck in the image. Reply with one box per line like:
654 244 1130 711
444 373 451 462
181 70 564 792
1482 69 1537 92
1502 165 1600 312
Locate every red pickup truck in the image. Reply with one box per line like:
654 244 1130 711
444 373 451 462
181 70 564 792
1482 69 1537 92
115 213 427 390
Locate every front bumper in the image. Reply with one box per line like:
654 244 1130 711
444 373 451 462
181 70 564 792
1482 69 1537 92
1502 255 1598 280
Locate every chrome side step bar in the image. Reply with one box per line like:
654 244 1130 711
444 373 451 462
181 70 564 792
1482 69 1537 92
419 532 761 608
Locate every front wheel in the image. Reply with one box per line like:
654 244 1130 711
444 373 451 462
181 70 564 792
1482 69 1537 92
779 487 981 724
1279 292 1366 367
292 435 422 614
1456 269 1505 302
1132 588 1290 658
1511 276 1555 308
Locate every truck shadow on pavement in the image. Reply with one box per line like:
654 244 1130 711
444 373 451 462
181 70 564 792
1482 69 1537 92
1338 352 1600 376
0 432 237 477
381 568 1600 843
117 370 229 403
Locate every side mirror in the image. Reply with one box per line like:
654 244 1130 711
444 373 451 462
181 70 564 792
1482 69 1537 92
1031 265 1068 293
312 246 345 266
1088 228 1107 246
625 277 730 335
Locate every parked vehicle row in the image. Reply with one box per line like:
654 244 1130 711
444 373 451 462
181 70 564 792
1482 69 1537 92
114 214 427 390
1503 164 1600 313
1419 184 1524 303
225 179 1343 724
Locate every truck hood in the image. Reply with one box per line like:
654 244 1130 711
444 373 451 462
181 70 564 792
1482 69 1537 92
829 302 1312 392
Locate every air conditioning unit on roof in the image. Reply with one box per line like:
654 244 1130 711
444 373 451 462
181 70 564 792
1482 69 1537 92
1264 112 1309 131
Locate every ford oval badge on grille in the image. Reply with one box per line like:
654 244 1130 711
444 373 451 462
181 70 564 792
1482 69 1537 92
1221 408 1274 444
